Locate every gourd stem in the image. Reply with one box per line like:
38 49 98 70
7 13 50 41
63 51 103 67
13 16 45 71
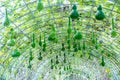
5 8 8 17
32 33 35 42
68 17 71 27
52 25 55 31
112 18 114 30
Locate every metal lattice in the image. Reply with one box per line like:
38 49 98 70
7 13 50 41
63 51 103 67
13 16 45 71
0 0 120 80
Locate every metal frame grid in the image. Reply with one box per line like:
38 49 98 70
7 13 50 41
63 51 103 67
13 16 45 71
0 0 120 80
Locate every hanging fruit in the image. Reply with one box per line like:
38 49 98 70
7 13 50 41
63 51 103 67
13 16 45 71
101 56 105 66
7 38 15 46
29 51 33 61
95 5 105 20
39 34 42 46
67 17 72 34
56 55 59 64
73 31 82 40
61 43 65 51
37 0 43 11
51 59 53 69
48 25 57 42
3 9 10 26
43 33 46 51
69 4 79 20
63 53 66 63
28 63 32 69
38 52 42 60
9 28 16 39
31 33 35 48
11 49 21 57
95 38 99 49
111 18 117 38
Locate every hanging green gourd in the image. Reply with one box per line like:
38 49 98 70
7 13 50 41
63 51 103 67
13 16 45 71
101 56 105 66
56 55 59 64
28 60 32 69
95 5 105 20
51 59 53 69
48 25 57 42
3 9 10 26
92 32 95 44
7 38 15 46
9 28 16 39
31 33 35 48
43 33 46 51
69 4 79 20
61 43 65 51
39 34 42 46
28 63 32 69
37 0 43 11
95 38 99 49
29 50 33 61
63 53 66 63
111 18 117 38
11 49 21 57
73 31 82 40
83 40 86 50
67 17 72 34
38 52 42 60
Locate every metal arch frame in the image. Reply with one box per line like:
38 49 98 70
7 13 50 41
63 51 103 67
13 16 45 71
0 0 120 79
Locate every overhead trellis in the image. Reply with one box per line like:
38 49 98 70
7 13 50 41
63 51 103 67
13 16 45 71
0 0 120 80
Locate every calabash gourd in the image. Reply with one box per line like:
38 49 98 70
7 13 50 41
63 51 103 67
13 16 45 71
67 17 72 34
56 55 59 64
39 34 42 46
29 51 33 61
48 25 57 42
61 43 65 51
74 31 82 40
69 4 79 20
101 56 105 66
3 9 10 26
7 38 15 46
28 63 32 69
9 28 16 39
31 33 35 48
95 5 105 20
11 49 21 57
37 0 43 11
95 38 99 49
38 52 42 60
